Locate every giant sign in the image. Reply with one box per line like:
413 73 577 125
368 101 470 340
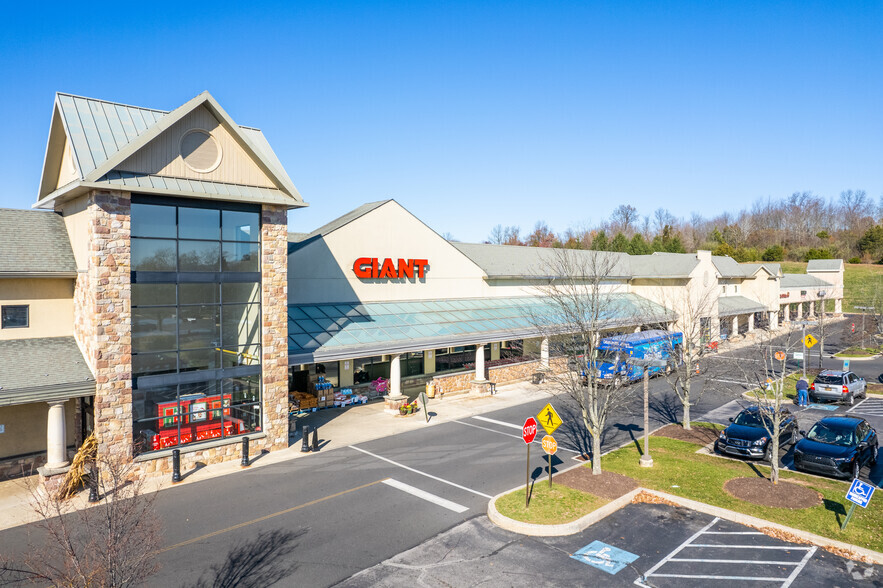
353 258 429 279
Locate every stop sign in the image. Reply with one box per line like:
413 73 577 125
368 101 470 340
522 417 538 444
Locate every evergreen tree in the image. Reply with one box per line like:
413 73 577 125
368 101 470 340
591 230 608 251
610 232 629 252
627 233 652 255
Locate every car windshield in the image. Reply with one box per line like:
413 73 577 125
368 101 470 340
597 350 620 364
733 411 772 429
806 423 856 446
814 374 843 385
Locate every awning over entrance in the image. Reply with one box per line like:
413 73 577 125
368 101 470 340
718 295 767 317
288 293 675 363
0 337 95 406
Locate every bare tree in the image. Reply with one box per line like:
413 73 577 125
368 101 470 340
740 329 803 484
641 283 720 430
488 224 522 245
610 204 639 236
527 248 670 474
1 451 162 587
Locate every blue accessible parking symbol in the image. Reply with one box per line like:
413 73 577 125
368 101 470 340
570 540 638 575
846 478 875 508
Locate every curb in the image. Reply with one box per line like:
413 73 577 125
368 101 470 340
486 485 883 564
487 487 642 537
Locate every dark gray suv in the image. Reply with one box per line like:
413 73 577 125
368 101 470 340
810 370 867 406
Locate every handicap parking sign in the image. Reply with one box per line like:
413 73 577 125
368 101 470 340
846 478 875 508
571 541 639 575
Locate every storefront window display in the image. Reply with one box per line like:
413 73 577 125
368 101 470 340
130 197 261 454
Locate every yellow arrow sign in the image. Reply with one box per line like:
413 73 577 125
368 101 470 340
804 334 818 348
537 403 562 435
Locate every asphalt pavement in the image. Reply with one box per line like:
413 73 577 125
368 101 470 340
1 320 880 587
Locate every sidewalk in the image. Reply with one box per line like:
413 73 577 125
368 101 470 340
0 380 555 532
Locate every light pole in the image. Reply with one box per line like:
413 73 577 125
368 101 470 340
632 358 667 468
855 306 874 350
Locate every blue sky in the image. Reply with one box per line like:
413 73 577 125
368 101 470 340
1 1 880 242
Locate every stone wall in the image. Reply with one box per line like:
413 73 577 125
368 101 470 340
260 205 289 451
432 357 570 394
71 191 133 462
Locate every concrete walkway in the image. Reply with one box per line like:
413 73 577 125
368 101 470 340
0 380 555 532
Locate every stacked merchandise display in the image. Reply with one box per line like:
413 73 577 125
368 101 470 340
333 388 369 407
289 391 318 413
315 377 334 408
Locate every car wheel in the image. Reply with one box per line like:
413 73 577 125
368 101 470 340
847 393 855 406
851 459 861 480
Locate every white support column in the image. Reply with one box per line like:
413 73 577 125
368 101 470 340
808 301 815 318
45 401 69 469
731 316 738 336
770 310 779 330
747 313 754 332
782 304 790 324
474 344 486 382
540 337 549 371
389 354 402 398
835 298 843 315
796 302 804 320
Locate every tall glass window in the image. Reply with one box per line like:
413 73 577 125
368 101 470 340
130 197 262 455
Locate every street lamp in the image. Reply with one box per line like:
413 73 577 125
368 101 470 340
631 357 668 468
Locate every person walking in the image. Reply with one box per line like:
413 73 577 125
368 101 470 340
795 376 809 407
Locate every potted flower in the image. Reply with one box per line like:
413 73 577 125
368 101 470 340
399 405 408 416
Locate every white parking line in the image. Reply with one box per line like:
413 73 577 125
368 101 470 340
454 419 582 454
382 478 469 513
635 517 816 587
349 445 493 499
847 398 883 416
472 415 523 430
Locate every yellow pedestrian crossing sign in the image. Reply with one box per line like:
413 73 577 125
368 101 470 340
537 403 562 435
804 334 818 348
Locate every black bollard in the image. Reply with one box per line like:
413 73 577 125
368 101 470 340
301 425 311 452
171 448 182 483
241 436 250 467
311 427 319 452
88 465 99 503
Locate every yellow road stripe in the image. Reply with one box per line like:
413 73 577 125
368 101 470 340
159 478 388 553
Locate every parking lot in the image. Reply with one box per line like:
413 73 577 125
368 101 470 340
341 502 880 587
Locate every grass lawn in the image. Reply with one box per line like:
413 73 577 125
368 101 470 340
782 261 883 313
745 372 803 400
834 347 881 357
495 481 608 524
601 428 883 553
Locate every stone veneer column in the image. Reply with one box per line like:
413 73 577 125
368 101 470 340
261 205 290 451
73 191 133 461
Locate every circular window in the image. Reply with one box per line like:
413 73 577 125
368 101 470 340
180 130 222 173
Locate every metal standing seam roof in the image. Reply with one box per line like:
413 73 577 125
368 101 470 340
718 295 768 317
0 209 77 274
99 171 293 206
451 243 632 279
288 293 675 362
0 337 95 406
780 274 832 289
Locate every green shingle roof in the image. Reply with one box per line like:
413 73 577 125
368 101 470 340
0 209 77 274
0 337 95 406
780 274 831 288
807 259 843 272
718 295 767 317
452 243 631 279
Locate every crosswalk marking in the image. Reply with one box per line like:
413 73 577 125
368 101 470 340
382 478 469 513
847 398 883 417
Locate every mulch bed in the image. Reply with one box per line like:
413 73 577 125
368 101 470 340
724 477 822 509
652 423 722 446
555 468 639 500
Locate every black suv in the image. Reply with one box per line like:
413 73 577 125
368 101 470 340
714 405 798 461
793 416 878 479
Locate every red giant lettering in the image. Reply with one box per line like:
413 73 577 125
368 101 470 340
352 257 430 280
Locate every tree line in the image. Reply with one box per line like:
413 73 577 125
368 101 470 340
487 190 883 263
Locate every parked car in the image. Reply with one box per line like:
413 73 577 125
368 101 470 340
714 405 798 461
810 370 867 406
793 416 878 479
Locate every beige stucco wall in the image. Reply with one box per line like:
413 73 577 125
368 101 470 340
60 195 90 270
740 273 780 310
0 399 77 459
288 201 489 303
0 278 74 340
